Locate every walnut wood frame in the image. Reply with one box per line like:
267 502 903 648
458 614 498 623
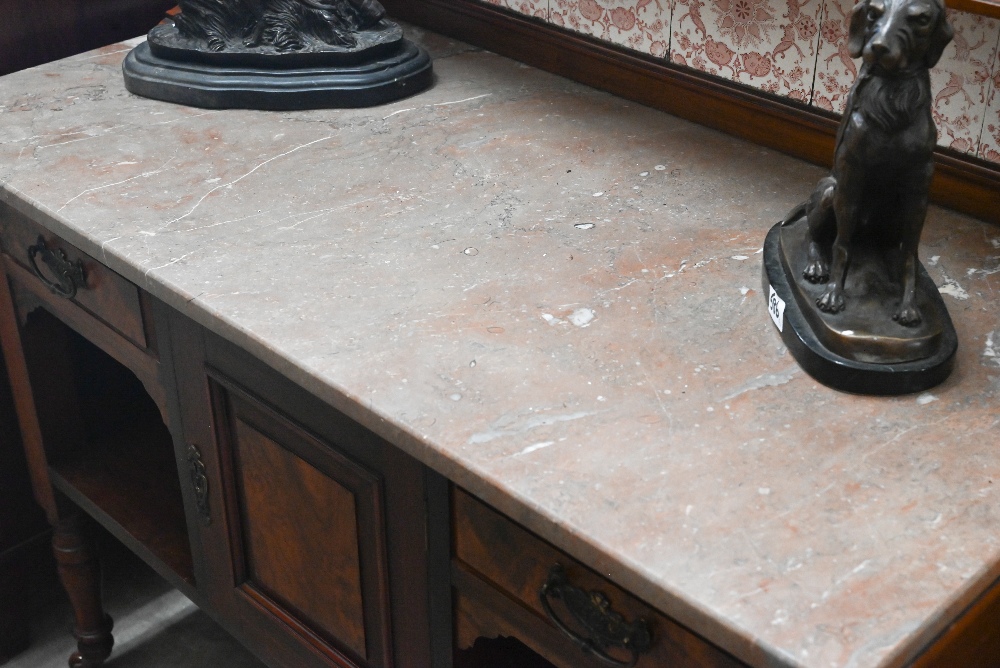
207 370 393 667
381 0 1000 225
167 314 451 668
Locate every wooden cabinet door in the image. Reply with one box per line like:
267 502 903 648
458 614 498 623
168 312 449 668
211 373 390 666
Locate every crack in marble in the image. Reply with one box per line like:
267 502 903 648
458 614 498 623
57 156 176 213
151 110 219 126
514 440 556 456
176 210 269 234
860 413 956 464
469 410 598 444
382 94 492 121
158 134 339 230
2 130 87 146
36 127 124 150
73 47 135 62
99 236 122 263
721 367 800 401
143 250 199 281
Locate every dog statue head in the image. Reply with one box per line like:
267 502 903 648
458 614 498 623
847 0 953 73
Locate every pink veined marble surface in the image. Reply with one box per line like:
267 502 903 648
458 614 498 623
1 29 999 668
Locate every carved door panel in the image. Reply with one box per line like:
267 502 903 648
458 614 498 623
168 312 449 668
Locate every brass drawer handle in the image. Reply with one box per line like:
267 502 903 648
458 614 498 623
187 444 211 525
539 564 652 667
27 235 86 299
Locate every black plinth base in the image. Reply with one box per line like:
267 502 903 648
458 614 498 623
762 222 957 395
122 39 432 110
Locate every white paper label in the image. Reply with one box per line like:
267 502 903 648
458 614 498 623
767 284 785 332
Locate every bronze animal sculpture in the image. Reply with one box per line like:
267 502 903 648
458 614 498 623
762 0 957 394
174 0 387 52
797 0 953 325
122 0 432 109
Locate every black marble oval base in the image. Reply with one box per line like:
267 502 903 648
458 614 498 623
122 39 432 110
762 222 957 395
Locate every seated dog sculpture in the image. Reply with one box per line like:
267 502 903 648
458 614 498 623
763 0 958 394
794 0 953 327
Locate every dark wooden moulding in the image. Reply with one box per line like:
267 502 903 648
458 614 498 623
0 0 177 77
380 0 1000 226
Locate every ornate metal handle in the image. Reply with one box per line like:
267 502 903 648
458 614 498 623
27 235 86 299
187 444 211 525
539 564 652 667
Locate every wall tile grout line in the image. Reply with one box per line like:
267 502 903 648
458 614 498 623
973 24 1000 161
806 0 829 109
666 0 676 63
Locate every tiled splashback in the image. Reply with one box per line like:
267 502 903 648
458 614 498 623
479 0 1000 164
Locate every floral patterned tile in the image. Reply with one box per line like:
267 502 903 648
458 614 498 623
669 0 823 101
976 29 1000 163
929 11 1000 155
480 0 548 20
811 0 856 113
549 0 671 58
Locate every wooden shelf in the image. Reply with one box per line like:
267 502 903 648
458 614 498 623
49 403 195 590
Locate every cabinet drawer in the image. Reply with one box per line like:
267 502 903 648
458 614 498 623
453 488 746 668
0 203 147 349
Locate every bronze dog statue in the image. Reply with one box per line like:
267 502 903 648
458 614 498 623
791 0 953 327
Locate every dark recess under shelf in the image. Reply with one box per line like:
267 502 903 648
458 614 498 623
48 403 194 589
30 311 197 591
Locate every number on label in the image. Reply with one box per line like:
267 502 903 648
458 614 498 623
768 285 785 332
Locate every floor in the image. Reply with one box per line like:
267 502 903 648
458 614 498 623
4 530 265 668
5 528 557 668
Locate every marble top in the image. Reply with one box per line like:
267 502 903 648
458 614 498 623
2 28 999 668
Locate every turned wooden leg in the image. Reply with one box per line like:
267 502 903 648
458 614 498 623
52 514 113 668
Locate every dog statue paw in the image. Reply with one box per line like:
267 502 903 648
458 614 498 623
893 304 922 327
816 287 845 314
802 252 830 284
761 0 958 395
